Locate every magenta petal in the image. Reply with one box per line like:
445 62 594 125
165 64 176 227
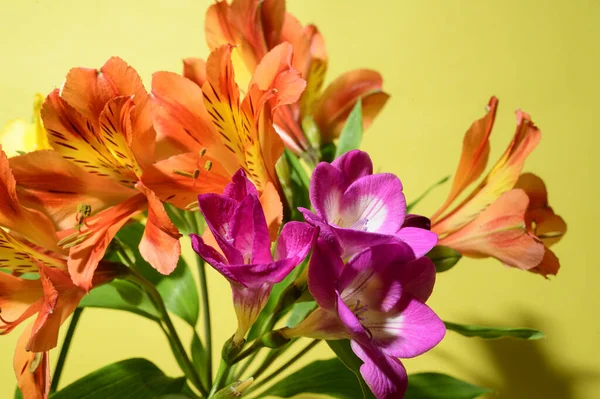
225 258 300 286
223 169 258 201
339 173 406 235
336 291 369 342
299 208 341 254
338 243 415 295
231 195 272 264
309 162 345 221
369 296 446 359
330 226 399 259
331 150 374 184
190 233 243 285
351 341 408 399
395 227 438 258
308 238 345 311
391 257 436 303
275 221 317 262
198 193 244 264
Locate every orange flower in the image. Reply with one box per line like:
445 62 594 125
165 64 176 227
201 0 389 156
431 97 566 276
10 57 184 290
150 43 306 236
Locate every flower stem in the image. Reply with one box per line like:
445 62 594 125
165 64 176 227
208 360 231 397
245 340 320 397
196 255 213 385
128 269 208 397
50 307 83 393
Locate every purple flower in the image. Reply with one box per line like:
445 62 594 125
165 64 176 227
300 150 437 259
191 170 317 343
283 239 445 399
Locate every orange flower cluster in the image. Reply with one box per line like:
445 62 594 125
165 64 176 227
0 1 565 398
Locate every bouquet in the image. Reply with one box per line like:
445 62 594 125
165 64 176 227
1 1 566 398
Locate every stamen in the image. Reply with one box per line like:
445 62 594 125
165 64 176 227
199 148 207 157
173 169 198 178
538 231 565 239
349 218 369 232
58 231 93 249
75 203 92 231
205 160 213 171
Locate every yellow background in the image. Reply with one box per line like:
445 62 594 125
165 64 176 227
1 0 599 398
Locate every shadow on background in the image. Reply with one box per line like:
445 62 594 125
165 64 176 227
472 313 598 399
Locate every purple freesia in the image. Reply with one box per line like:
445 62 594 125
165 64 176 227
191 170 317 344
283 239 445 399
300 150 437 259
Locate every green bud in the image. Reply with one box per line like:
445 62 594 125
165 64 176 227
221 335 245 364
426 245 462 273
261 330 291 349
212 378 254 399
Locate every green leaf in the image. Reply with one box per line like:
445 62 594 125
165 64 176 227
405 373 491 399
78 280 159 321
261 358 367 399
327 340 375 399
91 221 199 327
286 301 316 328
320 142 336 163
191 331 208 387
334 99 363 158
406 175 450 213
14 387 23 399
51 358 186 399
444 321 544 340
280 149 311 221
426 246 462 273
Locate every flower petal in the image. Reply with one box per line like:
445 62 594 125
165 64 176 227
0 148 61 252
313 70 389 143
395 227 438 258
309 162 345 221
351 341 408 399
274 221 317 263
230 194 271 264
431 97 497 221
439 189 545 270
10 149 136 230
14 325 50 399
366 295 446 359
223 169 259 201
183 57 207 87
339 173 406 235
307 238 344 310
136 182 181 275
198 193 244 265
331 149 374 184
529 247 560 277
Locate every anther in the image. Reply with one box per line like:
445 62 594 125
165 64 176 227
205 160 213 171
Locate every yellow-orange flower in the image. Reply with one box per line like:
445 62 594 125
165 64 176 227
431 97 566 276
0 94 51 157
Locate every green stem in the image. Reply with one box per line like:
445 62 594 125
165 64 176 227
209 360 231 397
50 307 83 393
196 253 213 384
230 339 262 365
233 350 260 380
128 270 208 397
246 340 320 397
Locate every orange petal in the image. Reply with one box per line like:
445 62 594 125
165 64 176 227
183 57 208 87
260 180 283 240
280 13 312 77
9 149 136 230
141 151 231 210
433 108 541 234
431 97 497 221
248 42 306 110
14 325 50 399
528 248 560 277
42 90 136 185
273 105 308 154
205 0 238 50
515 173 566 247
0 228 66 274
0 147 61 252
67 194 146 291
136 182 181 275
228 0 270 70
99 96 143 178
313 69 389 143
151 71 223 158
439 189 545 270
0 273 43 336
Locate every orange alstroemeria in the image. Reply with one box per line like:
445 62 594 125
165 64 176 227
201 0 389 155
431 97 566 276
7 57 183 290
150 43 306 236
